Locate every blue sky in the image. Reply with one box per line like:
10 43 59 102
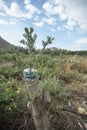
0 0 87 50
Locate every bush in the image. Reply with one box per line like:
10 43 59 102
40 76 71 104
71 61 87 73
0 53 14 61
0 77 30 115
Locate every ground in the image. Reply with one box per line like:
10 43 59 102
0 54 87 130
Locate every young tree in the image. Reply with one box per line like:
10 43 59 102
20 27 37 53
20 27 37 69
42 36 54 51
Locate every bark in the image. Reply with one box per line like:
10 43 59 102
26 78 52 130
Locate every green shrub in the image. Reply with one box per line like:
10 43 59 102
0 77 29 112
0 81 16 111
58 70 84 83
40 76 71 102
0 66 22 80
0 53 14 60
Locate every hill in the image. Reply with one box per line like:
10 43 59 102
0 36 13 51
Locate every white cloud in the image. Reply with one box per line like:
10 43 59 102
0 0 40 20
34 16 39 21
73 37 87 50
0 0 6 9
9 21 16 25
24 0 30 5
42 2 53 15
42 2 64 16
0 1 25 18
6 2 24 18
0 19 17 25
50 28 56 32
65 19 76 30
24 12 32 19
57 26 64 31
24 0 41 14
25 4 40 14
43 17 56 25
0 0 87 33
60 0 87 31
67 31 73 38
43 0 87 31
34 16 56 27
33 21 44 27
53 5 64 15
75 37 87 46
0 19 8 24
0 12 5 16
60 12 67 20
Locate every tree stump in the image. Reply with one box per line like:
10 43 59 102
23 69 52 130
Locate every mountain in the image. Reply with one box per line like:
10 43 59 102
0 36 13 51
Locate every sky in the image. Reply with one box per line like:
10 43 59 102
0 0 87 50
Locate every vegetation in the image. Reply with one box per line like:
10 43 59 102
42 36 54 51
0 27 87 130
20 27 37 53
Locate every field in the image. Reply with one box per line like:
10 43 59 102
0 49 87 130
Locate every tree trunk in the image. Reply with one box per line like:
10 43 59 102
26 78 52 130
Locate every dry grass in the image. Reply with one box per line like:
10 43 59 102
71 61 87 73
0 60 13 68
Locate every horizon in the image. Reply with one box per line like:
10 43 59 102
0 0 87 51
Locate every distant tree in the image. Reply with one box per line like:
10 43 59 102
20 27 37 53
42 36 54 51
